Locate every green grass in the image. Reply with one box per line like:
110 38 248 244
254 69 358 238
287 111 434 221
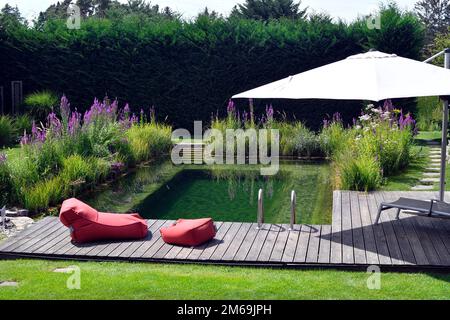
415 131 442 143
0 260 448 300
381 145 430 191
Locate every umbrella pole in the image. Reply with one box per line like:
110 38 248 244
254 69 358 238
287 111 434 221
439 49 450 201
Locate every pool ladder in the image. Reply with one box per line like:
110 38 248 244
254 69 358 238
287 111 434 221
257 189 297 230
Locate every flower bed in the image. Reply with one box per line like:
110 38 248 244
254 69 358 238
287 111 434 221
0 96 172 214
212 99 417 191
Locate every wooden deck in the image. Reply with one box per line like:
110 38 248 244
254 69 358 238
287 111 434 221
1 191 449 271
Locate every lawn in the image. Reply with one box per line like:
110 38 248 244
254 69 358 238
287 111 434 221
0 260 448 300
415 131 442 143
381 145 430 191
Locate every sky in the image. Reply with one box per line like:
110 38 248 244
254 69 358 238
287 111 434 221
0 0 419 23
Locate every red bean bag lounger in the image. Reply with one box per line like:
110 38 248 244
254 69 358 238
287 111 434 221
60 198 148 243
160 218 216 247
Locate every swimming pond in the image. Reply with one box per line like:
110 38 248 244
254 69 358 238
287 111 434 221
84 161 333 225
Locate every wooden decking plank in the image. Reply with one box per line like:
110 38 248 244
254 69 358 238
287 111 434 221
380 192 426 265
318 225 332 264
341 191 355 264
257 224 282 262
197 222 233 261
0 218 59 252
415 216 450 265
126 220 168 258
210 223 243 261
429 218 450 256
33 226 71 254
404 192 448 265
365 193 391 265
0 217 53 251
280 226 301 263
176 222 223 260
330 191 342 264
109 220 158 257
370 192 404 265
349 192 366 264
1 190 449 269
45 231 74 255
233 223 260 261
391 192 441 265
20 223 66 254
244 224 271 262
357 193 380 265
293 225 311 263
270 224 290 262
306 225 322 263
139 220 176 259
120 220 170 258
221 223 252 261
8 219 62 253
22 223 67 254
151 240 175 259
380 192 417 264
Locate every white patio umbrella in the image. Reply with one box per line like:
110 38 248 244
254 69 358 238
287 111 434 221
232 50 450 200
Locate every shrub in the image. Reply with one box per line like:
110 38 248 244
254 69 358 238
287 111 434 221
89 158 111 183
320 121 352 159
13 114 33 137
0 115 17 147
0 154 13 205
278 122 323 157
61 154 92 184
25 141 63 178
23 176 65 213
24 90 59 120
7 154 40 204
415 96 441 131
338 152 382 192
0 4 424 129
127 123 172 162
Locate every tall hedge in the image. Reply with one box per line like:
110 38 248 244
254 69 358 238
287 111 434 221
0 5 424 129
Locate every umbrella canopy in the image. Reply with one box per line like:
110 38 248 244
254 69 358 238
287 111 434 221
232 51 450 101
232 49 450 202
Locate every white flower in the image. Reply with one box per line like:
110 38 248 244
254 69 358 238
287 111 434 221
371 108 381 114
355 125 362 130
359 115 371 121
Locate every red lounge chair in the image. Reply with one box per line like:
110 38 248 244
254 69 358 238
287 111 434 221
160 218 216 247
59 198 148 243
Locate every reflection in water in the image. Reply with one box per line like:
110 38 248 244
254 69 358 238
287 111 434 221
84 161 333 224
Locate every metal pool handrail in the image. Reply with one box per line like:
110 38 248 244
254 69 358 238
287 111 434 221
290 191 296 230
257 189 264 229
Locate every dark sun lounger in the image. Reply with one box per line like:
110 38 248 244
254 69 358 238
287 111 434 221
376 197 450 224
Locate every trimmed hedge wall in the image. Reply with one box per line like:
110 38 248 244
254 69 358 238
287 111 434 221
0 10 424 129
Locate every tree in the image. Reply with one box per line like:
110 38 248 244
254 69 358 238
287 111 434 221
0 3 27 29
230 0 307 20
34 0 95 29
415 0 450 50
197 7 221 20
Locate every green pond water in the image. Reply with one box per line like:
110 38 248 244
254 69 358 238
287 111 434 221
84 161 333 224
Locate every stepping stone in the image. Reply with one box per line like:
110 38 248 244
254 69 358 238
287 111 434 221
412 185 434 191
420 178 440 185
430 156 442 159
423 172 440 177
0 281 19 287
